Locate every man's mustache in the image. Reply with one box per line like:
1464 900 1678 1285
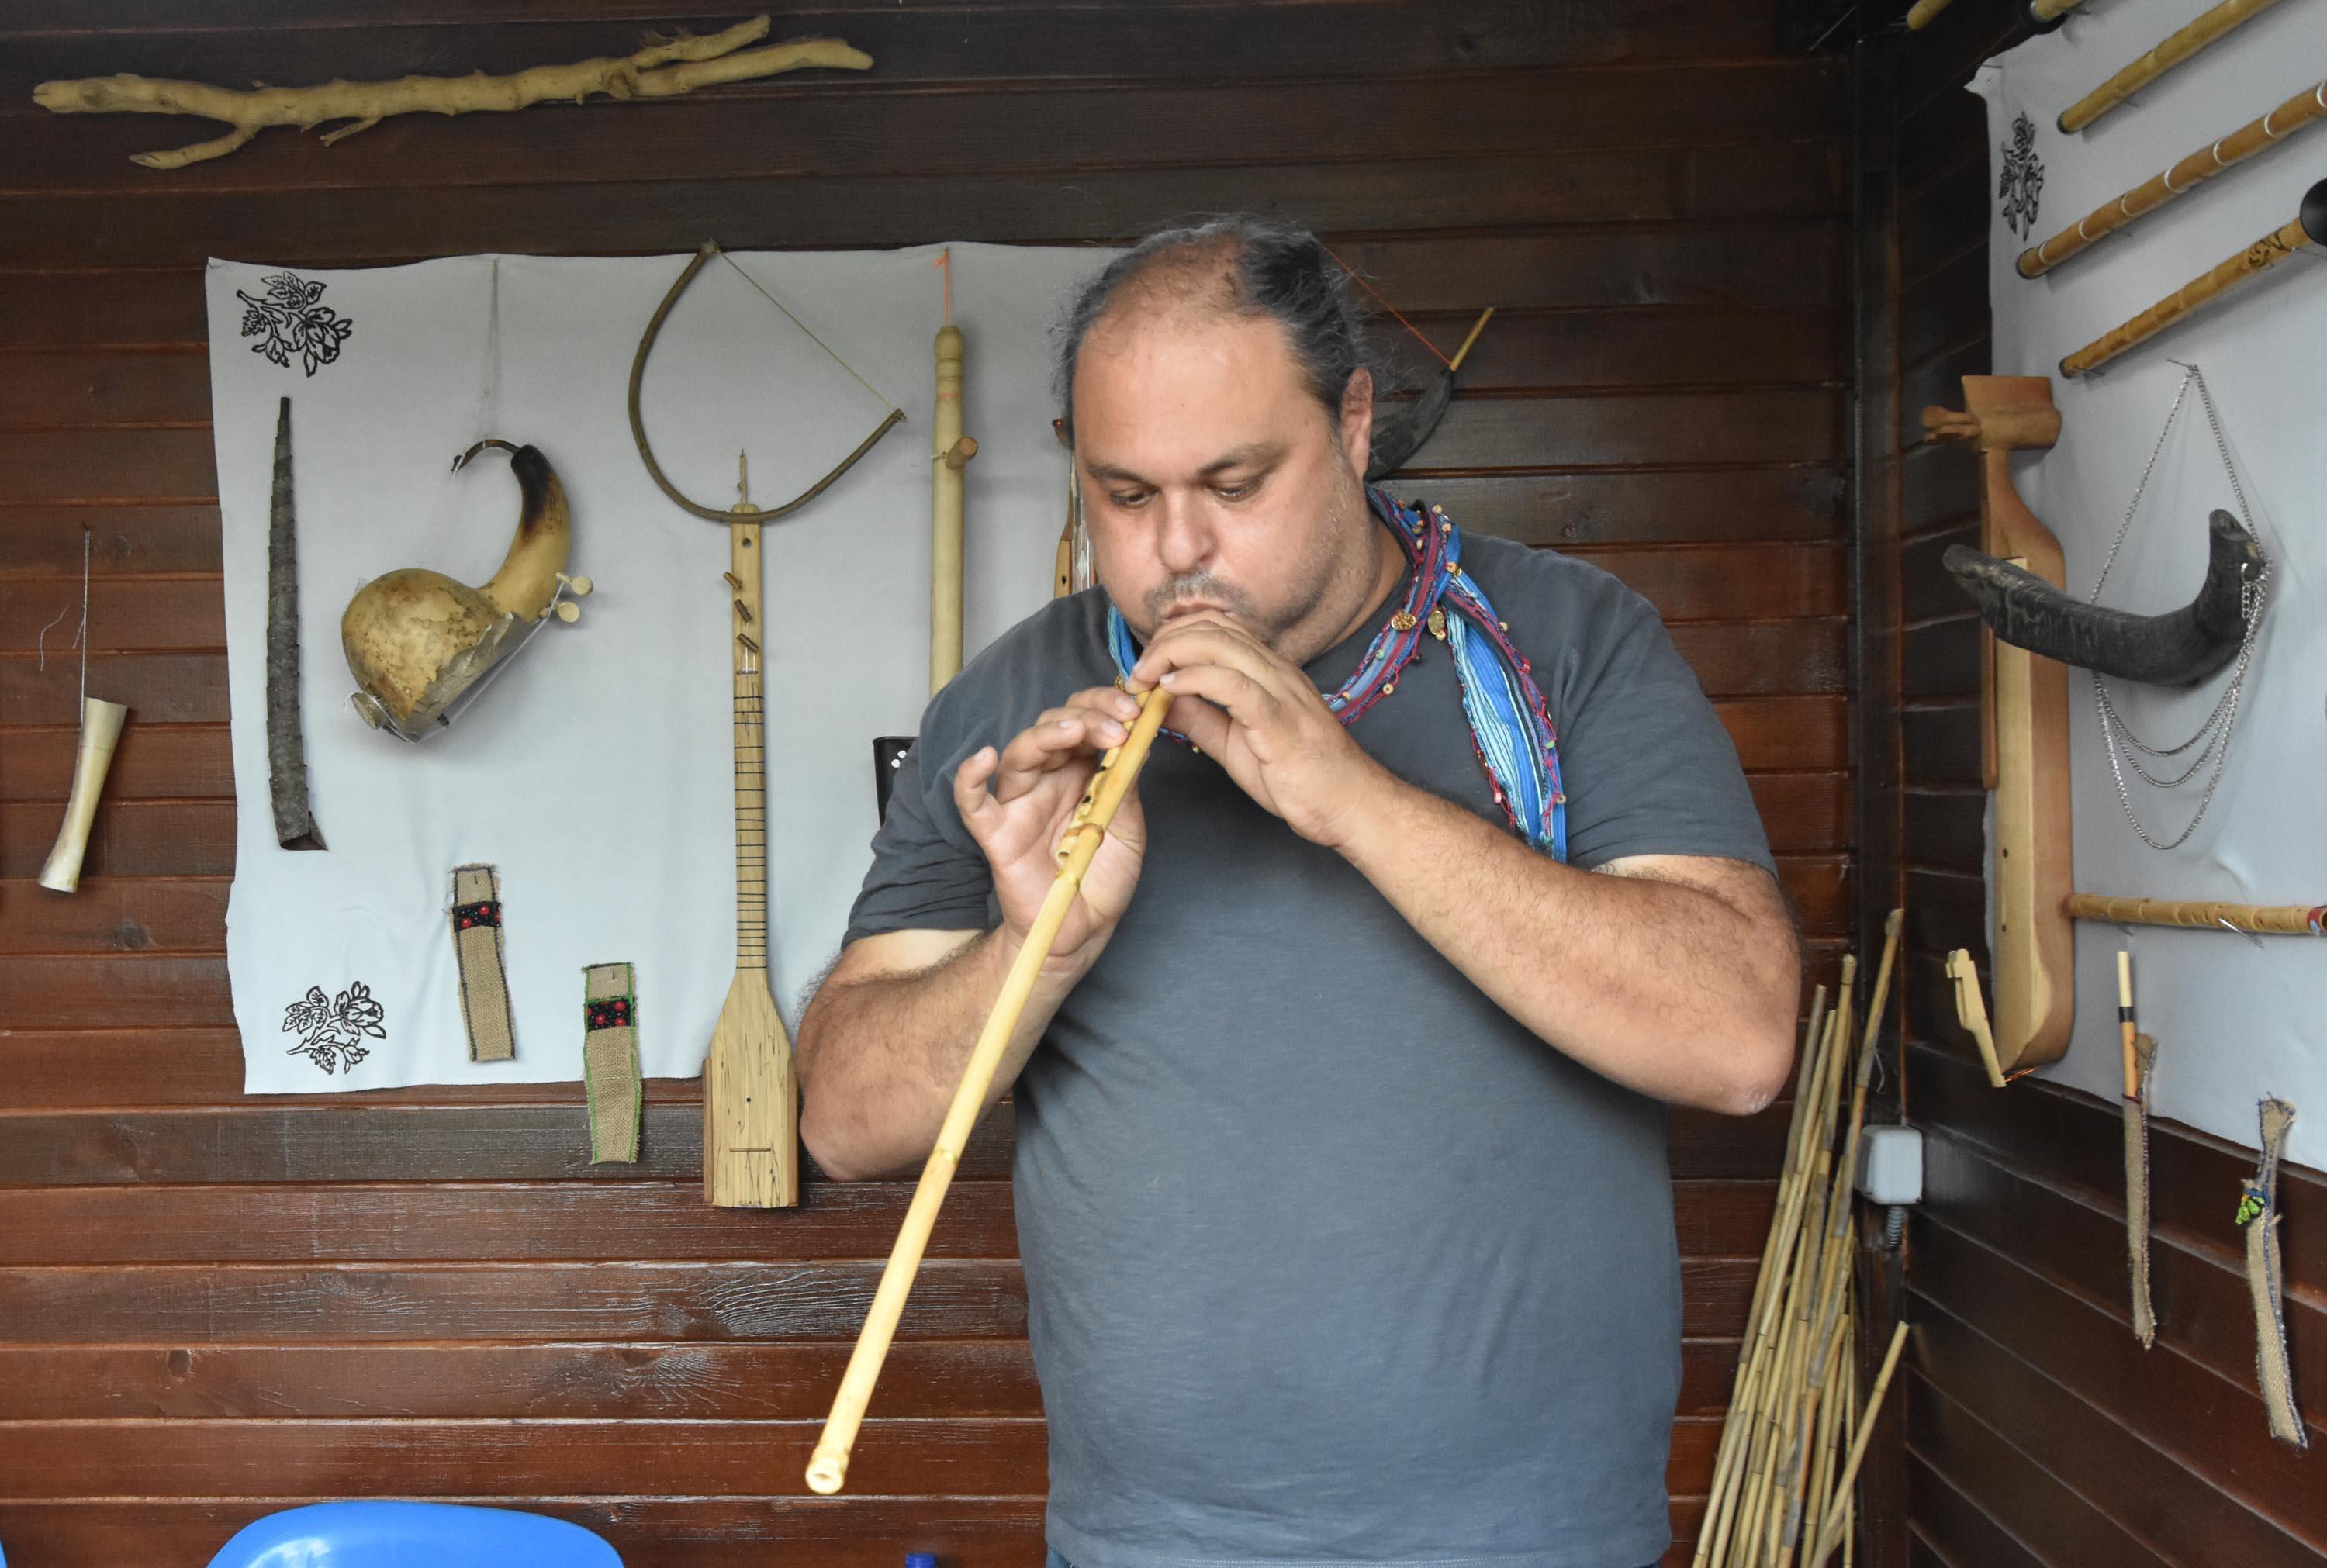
1146 573 1255 622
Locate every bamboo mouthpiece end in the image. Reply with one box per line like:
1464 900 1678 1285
805 1452 847 1494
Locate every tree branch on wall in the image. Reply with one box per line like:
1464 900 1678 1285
31 15 871 170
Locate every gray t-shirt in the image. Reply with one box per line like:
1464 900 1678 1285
845 521 1774 1568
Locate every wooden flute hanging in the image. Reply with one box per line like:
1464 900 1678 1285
2021 78 2327 277
629 240 905 1208
2069 893 2325 934
929 254 978 693
2060 0 2291 133
37 529 130 895
807 683 1176 1495
2062 181 2327 377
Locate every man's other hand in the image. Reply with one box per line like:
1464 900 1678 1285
1129 610 1389 850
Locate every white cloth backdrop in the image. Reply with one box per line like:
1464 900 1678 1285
209 245 1112 1093
1976 3 2326 1164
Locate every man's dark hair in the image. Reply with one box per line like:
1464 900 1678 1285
1053 216 1372 445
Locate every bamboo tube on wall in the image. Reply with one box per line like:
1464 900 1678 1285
38 697 129 893
2059 0 2291 133
2060 181 2327 376
1906 0 1955 29
2069 893 2325 934
2031 0 2092 18
2021 79 2327 276
929 322 977 692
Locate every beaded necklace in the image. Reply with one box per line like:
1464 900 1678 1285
1105 486 1566 859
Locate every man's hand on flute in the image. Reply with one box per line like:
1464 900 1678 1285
1128 610 1387 851
797 686 1151 1180
954 683 1153 973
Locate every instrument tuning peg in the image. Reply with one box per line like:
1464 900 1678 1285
554 601 581 624
558 573 594 597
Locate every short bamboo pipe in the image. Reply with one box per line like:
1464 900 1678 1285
807 683 1175 1495
930 322 977 693
2116 949 2139 1103
1905 0 1956 29
2060 180 2327 376
2059 0 2291 133
38 697 129 893
2069 892 2325 935
2022 79 2327 276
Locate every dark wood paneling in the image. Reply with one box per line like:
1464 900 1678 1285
0 0 1798 67
3 67 1847 196
0 2 1852 1556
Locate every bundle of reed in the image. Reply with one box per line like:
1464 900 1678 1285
1693 909 1912 1568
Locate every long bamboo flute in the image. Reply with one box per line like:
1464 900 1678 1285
1810 1321 1910 1565
1710 968 1854 1567
1725 1021 1847 1568
2060 181 2327 377
806 682 1175 1495
2021 79 2327 276
2059 0 2291 133
1698 975 1849 1568
2069 892 2325 935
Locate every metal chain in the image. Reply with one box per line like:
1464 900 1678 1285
2088 363 2268 851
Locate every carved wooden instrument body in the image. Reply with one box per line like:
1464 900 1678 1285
704 514 797 1210
1924 376 2074 1075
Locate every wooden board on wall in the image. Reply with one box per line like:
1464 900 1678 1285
0 3 1852 1563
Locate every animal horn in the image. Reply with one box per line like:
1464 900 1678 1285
1941 508 2261 686
341 438 579 738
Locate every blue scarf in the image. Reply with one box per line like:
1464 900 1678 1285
1105 486 1567 860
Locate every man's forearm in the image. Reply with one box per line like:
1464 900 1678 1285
796 928 1079 1179
1336 775 1800 1114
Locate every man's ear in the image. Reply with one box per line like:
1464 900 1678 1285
1339 367 1374 477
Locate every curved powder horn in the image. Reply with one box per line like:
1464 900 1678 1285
341 438 584 739
1941 508 2261 686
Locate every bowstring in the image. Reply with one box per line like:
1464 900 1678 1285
718 250 899 413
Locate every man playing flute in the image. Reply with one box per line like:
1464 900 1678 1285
797 216 1801 1568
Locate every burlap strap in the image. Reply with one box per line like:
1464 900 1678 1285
583 961 643 1164
2239 1097 2306 1448
2125 1032 2157 1347
449 864 515 1063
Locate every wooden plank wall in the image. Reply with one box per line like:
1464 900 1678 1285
0 4 1852 1562
1854 6 2327 1565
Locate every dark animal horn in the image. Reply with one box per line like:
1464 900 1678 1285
1942 509 2263 686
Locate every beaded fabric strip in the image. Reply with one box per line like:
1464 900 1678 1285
449 864 515 1063
582 962 642 1164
